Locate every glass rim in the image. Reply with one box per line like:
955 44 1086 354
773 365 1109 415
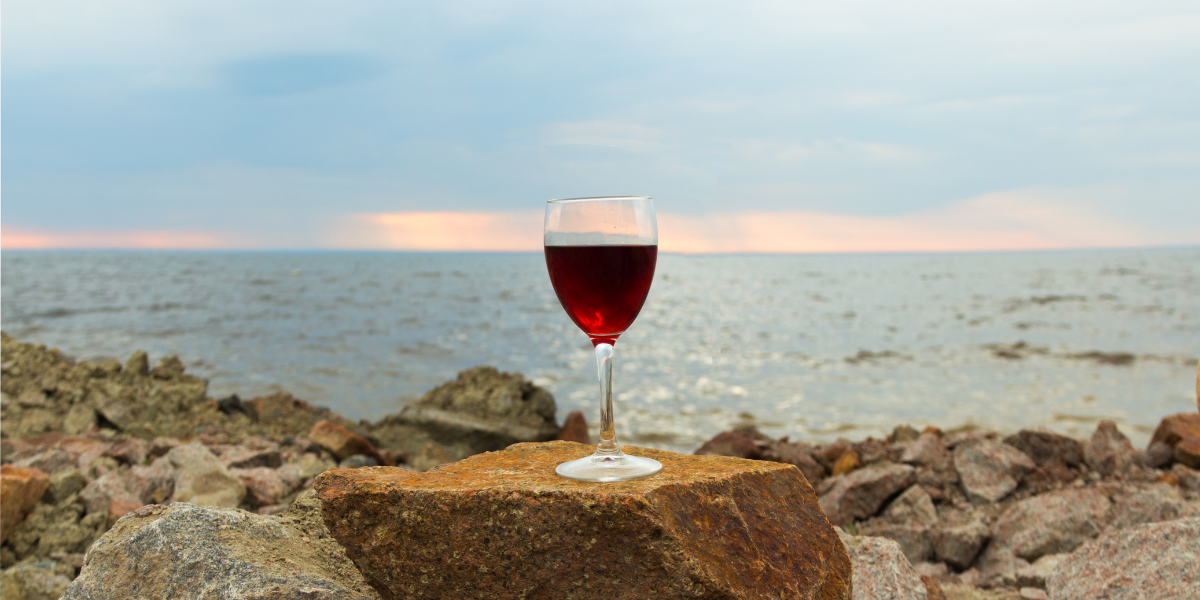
546 195 651 204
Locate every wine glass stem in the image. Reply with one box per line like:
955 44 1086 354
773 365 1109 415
594 342 619 454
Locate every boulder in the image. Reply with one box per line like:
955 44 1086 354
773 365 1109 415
953 440 1035 503
61 498 381 600
1046 517 1200 600
859 485 939 563
368 367 559 470
1149 412 1200 452
819 462 916 527
900 432 951 469
991 488 1110 561
932 519 989 570
166 441 245 508
556 410 591 444
1083 420 1136 477
315 441 851 600
694 427 774 460
1105 482 1196 531
1002 429 1083 467
1 465 51 543
0 559 75 600
307 419 386 464
836 529 926 600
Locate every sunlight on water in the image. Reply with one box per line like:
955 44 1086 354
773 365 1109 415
3 249 1198 451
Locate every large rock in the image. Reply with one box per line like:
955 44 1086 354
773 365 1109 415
1149 412 1200 469
166 442 245 507
953 440 1035 503
315 441 851 600
835 529 926 600
1 465 50 543
368 366 559 470
991 488 1110 561
819 462 916 527
1083 420 1136 477
61 497 381 600
1046 517 1200 599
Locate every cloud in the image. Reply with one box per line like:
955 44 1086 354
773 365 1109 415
316 187 1200 254
1 225 235 250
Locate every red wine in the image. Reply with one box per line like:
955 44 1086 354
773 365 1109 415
545 244 657 345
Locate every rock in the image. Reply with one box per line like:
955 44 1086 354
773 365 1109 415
368 366 559 470
1084 420 1136 477
852 438 893 464
942 429 995 449
819 462 916 527
278 454 336 490
815 438 853 471
1177 437 1200 469
124 458 175 505
11 448 78 476
1002 429 1083 467
556 409 591 444
1105 482 1196 530
1017 588 1047 600
892 424 921 444
316 441 851 600
1149 412 1200 451
219 442 283 469
900 432 951 469
992 488 1110 561
166 441 245 508
694 425 774 459
2 465 51 543
1014 553 1067 589
43 469 88 505
229 467 289 507
762 442 827 487
0 559 75 600
1173 463 1200 491
61 500 382 600
308 419 387 464
933 519 989 570
954 440 1035 503
6 494 108 562
940 584 1020 600
861 485 940 563
78 470 142 523
922 574 948 600
337 454 378 469
1144 440 1175 468
832 449 862 476
1046 517 1200 600
836 529 927 600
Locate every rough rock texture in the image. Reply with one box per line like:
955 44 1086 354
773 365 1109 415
368 366 559 471
1013 553 1066 589
988 488 1110 564
835 529 926 600
307 420 387 464
859 485 938 563
1083 420 1136 478
900 432 950 469
1 466 50 543
1002 430 1083 467
6 493 108 563
1105 482 1196 530
1046 517 1200 600
316 441 851 600
0 559 74 600
61 498 381 600
954 441 1035 504
933 520 989 570
819 462 916 527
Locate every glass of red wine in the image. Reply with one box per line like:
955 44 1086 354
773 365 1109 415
545 196 663 482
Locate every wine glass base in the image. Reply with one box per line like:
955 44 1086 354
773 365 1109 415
555 451 663 482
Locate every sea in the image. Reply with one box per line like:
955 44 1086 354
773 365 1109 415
2 248 1198 452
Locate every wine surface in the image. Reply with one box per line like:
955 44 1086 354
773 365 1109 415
545 244 657 343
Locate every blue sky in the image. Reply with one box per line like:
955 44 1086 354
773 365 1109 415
3 1 1198 251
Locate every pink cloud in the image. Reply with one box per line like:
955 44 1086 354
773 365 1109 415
323 211 544 252
1 225 231 250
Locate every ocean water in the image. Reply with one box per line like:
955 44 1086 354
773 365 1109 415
2 248 1197 452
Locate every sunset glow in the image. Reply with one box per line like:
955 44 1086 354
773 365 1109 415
1 225 231 250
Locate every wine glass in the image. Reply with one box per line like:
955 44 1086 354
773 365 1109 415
545 196 663 482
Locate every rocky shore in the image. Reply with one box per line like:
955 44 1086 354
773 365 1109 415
2 332 1198 599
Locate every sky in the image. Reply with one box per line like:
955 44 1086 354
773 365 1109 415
2 0 1199 253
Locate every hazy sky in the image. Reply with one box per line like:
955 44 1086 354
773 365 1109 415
3 1 1198 251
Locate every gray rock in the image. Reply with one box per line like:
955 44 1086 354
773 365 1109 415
1084 420 1136 477
954 440 1035 503
0 559 75 600
882 484 939 527
1002 429 1083 467
992 488 1110 561
1105 482 1196 531
857 523 932 565
933 519 989 569
1144 440 1175 468
62 499 381 600
818 462 916 526
369 366 559 471
836 528 927 600
166 441 245 507
860 485 940 563
1014 553 1067 589
1046 517 1200 600
43 469 88 505
900 432 951 469
6 494 108 562
1172 463 1200 491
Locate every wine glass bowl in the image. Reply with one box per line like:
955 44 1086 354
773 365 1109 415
545 196 663 482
